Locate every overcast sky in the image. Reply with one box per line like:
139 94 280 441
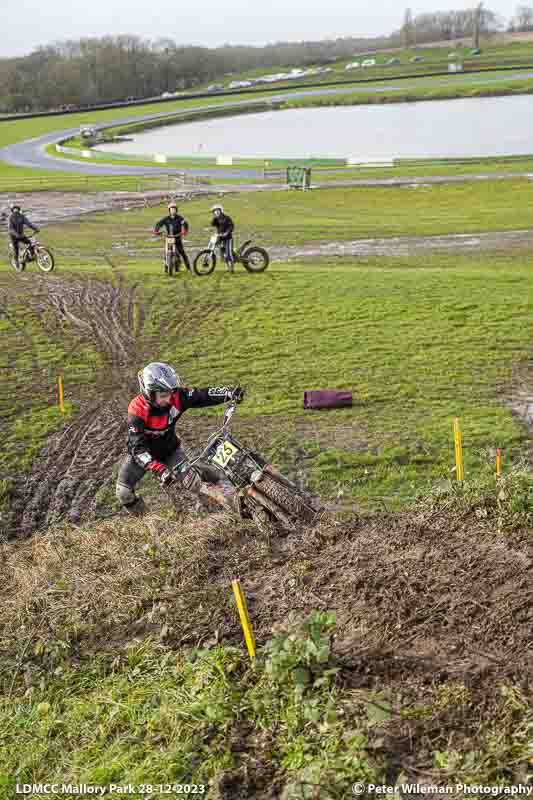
1 1 515 58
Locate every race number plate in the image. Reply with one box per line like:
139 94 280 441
212 440 239 468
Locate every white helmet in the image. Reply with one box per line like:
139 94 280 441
211 204 224 214
138 362 182 401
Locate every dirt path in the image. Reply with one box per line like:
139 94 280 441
269 227 533 259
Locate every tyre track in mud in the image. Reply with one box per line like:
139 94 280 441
8 273 151 536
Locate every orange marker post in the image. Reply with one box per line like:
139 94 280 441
496 448 502 477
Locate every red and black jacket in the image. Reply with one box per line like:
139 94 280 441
127 385 230 468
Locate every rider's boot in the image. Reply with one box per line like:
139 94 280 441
123 496 147 517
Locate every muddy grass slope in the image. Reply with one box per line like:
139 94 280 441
1 470 532 794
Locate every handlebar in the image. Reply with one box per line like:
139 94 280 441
180 401 237 471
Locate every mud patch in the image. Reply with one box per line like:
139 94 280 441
270 228 533 260
4 273 150 536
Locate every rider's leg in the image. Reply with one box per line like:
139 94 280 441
116 455 147 515
10 235 20 268
224 237 234 272
177 239 191 272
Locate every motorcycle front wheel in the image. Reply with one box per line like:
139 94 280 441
193 250 216 276
254 473 319 525
241 246 269 273
36 246 55 273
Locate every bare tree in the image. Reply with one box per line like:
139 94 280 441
472 2 483 47
510 4 533 30
401 8 415 48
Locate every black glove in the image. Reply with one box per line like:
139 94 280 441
227 386 244 404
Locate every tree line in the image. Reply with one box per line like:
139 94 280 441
0 5 528 113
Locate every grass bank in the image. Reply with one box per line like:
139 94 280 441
2 469 532 794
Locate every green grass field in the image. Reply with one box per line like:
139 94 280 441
3 180 533 509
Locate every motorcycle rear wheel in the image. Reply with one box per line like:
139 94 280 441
242 246 269 273
193 250 216 276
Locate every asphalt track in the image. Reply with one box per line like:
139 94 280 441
3 70 533 178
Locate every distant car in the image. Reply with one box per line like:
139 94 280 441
345 62 360 70
207 84 225 93
470 48 481 55
361 59 376 67
160 92 173 98
387 58 401 65
410 56 424 62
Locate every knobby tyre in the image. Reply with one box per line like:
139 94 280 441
36 246 55 273
256 473 317 523
193 250 216 276
242 246 269 273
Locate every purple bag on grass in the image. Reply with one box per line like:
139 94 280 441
304 390 353 410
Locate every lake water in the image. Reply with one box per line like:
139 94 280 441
97 94 533 160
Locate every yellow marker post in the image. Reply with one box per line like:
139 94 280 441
58 375 65 414
496 448 502 477
231 578 256 659
453 418 464 481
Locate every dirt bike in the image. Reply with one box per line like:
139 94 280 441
170 402 322 530
8 236 55 273
193 234 269 276
163 235 182 276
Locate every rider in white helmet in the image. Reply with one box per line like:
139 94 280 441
211 204 235 273
115 361 244 515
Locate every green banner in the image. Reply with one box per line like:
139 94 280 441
286 165 311 189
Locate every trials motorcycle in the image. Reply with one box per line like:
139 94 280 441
170 402 322 530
